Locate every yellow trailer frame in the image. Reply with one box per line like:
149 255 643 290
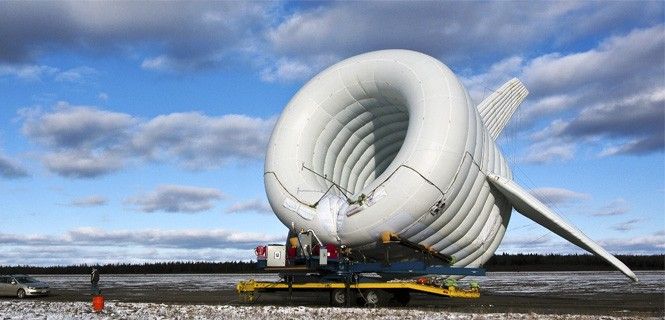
236 279 480 303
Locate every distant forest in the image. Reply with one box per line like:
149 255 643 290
484 253 663 272
1 254 662 274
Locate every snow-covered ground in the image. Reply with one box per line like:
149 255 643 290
468 271 664 295
33 270 664 295
3 271 660 319
0 301 657 320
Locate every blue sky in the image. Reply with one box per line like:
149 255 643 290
0 1 663 266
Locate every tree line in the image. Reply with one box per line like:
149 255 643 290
0 254 662 274
484 253 664 271
0 261 256 275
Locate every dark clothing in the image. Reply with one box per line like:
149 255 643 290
91 269 100 295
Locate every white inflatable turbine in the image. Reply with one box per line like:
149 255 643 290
264 50 637 282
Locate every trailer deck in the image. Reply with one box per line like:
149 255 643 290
237 279 480 304
236 230 485 306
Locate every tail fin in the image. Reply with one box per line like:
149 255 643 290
487 174 638 282
477 78 529 140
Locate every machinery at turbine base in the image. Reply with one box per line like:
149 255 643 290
263 49 637 282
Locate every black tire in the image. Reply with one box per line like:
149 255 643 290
359 289 385 307
330 289 347 307
391 290 411 306
17 289 26 299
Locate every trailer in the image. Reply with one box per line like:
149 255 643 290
236 231 484 306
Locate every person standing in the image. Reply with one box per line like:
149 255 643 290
91 268 100 295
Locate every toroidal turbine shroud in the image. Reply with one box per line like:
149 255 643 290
264 49 638 280
265 49 511 268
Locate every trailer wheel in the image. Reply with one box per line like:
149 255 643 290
391 290 410 306
330 289 348 307
358 289 386 307
364 290 381 306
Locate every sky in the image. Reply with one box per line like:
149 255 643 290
0 1 663 266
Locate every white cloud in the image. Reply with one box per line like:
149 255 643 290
0 64 58 80
462 56 525 105
20 104 276 177
265 2 662 82
127 184 223 213
522 26 664 99
68 195 108 207
66 227 278 247
598 232 665 254
0 2 274 72
611 219 640 232
0 227 281 248
260 58 314 83
140 55 170 71
499 231 665 255
0 64 97 82
466 25 665 162
0 152 29 178
225 199 272 214
22 103 135 149
521 139 576 164
528 187 590 206
131 112 275 169
592 198 630 216
41 150 125 178
500 235 553 246
53 66 97 82
0 227 284 265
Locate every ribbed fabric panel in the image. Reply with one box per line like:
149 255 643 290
476 78 529 140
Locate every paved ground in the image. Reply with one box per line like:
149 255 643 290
8 286 660 318
2 272 662 318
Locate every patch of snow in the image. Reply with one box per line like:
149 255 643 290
0 301 654 320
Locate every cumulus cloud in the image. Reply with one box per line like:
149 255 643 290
0 227 281 249
131 112 275 169
260 55 338 83
68 195 108 207
53 66 97 82
20 103 275 178
466 25 664 162
0 64 58 80
1 2 661 81
522 26 664 100
532 89 665 158
225 199 273 214
0 153 29 178
611 219 640 232
0 64 96 82
592 198 631 216
41 150 125 178
521 139 576 164
499 231 665 255
66 227 278 248
0 227 280 249
598 232 665 254
500 235 553 246
0 227 284 265
0 245 256 266
20 103 133 177
528 187 590 206
266 2 662 82
0 2 273 72
22 103 135 149
127 184 223 213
